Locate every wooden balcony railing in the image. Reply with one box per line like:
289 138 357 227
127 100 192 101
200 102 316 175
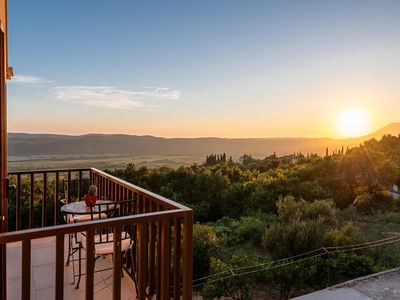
1 167 193 300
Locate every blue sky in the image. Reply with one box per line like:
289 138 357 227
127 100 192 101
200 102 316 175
7 0 400 137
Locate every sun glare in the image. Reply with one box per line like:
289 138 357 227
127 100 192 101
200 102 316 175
336 108 371 138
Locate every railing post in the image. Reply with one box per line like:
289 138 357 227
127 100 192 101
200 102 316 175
29 173 34 229
113 226 122 300
55 234 64 300
78 170 82 202
148 220 156 296
42 172 47 227
182 210 193 300
22 239 31 300
160 219 171 300
156 205 162 296
54 172 59 226
137 222 148 300
86 230 95 300
173 218 181 300
16 173 21 230
67 172 71 204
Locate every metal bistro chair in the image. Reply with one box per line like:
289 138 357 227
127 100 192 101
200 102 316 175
63 178 103 266
60 178 101 266
74 199 138 294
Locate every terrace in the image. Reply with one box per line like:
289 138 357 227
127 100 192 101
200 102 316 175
0 168 193 300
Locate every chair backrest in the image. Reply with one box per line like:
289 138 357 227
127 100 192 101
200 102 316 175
89 199 135 244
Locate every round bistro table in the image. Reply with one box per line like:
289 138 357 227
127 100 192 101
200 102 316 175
61 200 118 216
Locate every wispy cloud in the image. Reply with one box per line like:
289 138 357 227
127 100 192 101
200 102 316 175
10 75 53 86
51 85 182 109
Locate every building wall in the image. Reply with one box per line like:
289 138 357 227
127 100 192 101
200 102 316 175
0 0 7 235
0 0 7 296
0 0 7 71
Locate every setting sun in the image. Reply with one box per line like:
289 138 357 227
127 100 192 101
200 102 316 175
336 108 371 138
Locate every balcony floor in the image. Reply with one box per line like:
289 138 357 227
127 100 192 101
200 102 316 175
6 236 137 300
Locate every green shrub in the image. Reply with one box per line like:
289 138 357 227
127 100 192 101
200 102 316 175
325 222 360 247
262 219 325 259
319 253 373 285
353 192 394 214
193 224 219 281
202 254 269 300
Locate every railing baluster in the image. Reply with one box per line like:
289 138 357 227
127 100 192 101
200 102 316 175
29 173 34 229
86 230 95 300
109 180 112 200
156 204 162 297
55 172 59 226
160 219 171 300
134 193 138 214
78 170 82 201
183 211 193 300
137 222 148 300
67 171 71 204
173 218 181 300
89 169 93 185
42 172 47 227
55 234 64 300
107 178 110 199
138 194 143 214
123 188 127 201
143 196 148 213
97 176 101 197
148 218 156 296
16 174 21 230
113 226 122 300
21 239 31 300
101 177 104 199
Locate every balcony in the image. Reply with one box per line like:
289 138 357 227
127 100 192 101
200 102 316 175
0 168 193 300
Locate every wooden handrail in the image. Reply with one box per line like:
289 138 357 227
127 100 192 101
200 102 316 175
0 209 187 243
7 168 92 175
90 168 188 210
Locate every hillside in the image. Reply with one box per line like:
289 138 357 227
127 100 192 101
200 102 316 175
8 123 400 159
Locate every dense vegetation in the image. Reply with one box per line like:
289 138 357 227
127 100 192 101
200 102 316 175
6 135 400 299
107 135 400 299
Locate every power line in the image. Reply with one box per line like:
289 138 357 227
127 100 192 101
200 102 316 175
192 235 400 288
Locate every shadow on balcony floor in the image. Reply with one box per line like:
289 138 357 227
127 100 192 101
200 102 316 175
6 236 137 300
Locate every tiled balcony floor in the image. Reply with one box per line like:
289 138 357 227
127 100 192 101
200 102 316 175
6 236 137 300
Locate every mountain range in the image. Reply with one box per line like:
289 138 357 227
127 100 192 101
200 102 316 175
8 123 400 159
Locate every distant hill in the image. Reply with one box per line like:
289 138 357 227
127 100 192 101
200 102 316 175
8 123 400 159
361 122 400 140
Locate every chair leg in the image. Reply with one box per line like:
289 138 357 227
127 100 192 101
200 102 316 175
75 243 82 289
66 233 72 266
